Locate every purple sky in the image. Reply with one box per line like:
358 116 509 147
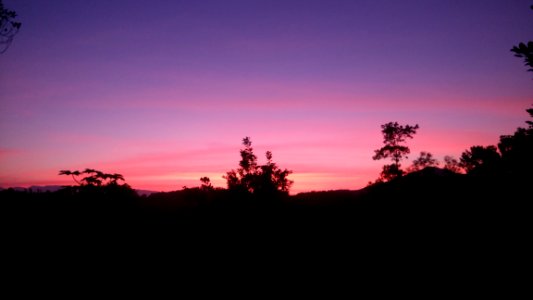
1 0 532 193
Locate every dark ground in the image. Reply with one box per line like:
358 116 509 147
1 168 528 291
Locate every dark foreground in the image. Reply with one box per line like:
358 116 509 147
2 168 528 238
1 168 528 290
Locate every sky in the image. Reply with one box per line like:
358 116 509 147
1 0 532 193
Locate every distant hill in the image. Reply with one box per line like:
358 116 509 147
291 167 464 206
135 189 158 196
29 185 64 192
0 166 526 232
0 185 64 193
0 185 157 196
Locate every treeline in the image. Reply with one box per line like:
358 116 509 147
2 105 532 204
369 107 533 184
48 136 293 205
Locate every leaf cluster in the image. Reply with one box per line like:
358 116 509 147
225 137 293 196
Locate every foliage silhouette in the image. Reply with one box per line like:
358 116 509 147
225 137 258 194
510 5 533 75
443 155 462 173
58 170 82 185
3 5 533 259
200 177 213 191
459 145 501 175
5 16 533 233
372 122 419 181
224 137 293 197
59 168 126 187
257 151 293 196
58 168 136 200
524 106 532 128
496 107 533 178
407 151 439 172
0 0 21 54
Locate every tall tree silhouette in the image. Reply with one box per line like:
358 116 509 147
373 122 419 181
225 137 259 193
224 137 292 196
0 0 21 54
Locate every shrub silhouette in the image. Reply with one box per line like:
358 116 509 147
257 151 293 195
224 137 293 197
200 177 214 191
443 155 462 173
372 122 419 181
407 151 439 172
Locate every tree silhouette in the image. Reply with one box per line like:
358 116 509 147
443 155 462 173
225 137 258 193
497 107 533 178
0 0 21 54
59 170 82 185
200 177 213 191
238 137 259 193
460 108 533 178
510 5 533 75
526 107 533 128
506 5 533 179
257 151 293 195
377 164 403 182
224 137 293 196
373 122 419 181
58 168 136 199
108 173 125 185
459 146 501 174
59 168 126 187
407 151 439 172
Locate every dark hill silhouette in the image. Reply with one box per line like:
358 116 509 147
2 166 525 232
3 104 530 235
2 164 527 280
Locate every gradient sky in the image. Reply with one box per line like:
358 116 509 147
1 0 532 193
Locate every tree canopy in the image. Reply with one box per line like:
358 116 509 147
58 168 136 199
407 151 439 172
459 146 501 175
59 168 125 187
0 0 21 53
373 122 419 181
510 5 533 75
443 156 462 173
224 137 293 197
